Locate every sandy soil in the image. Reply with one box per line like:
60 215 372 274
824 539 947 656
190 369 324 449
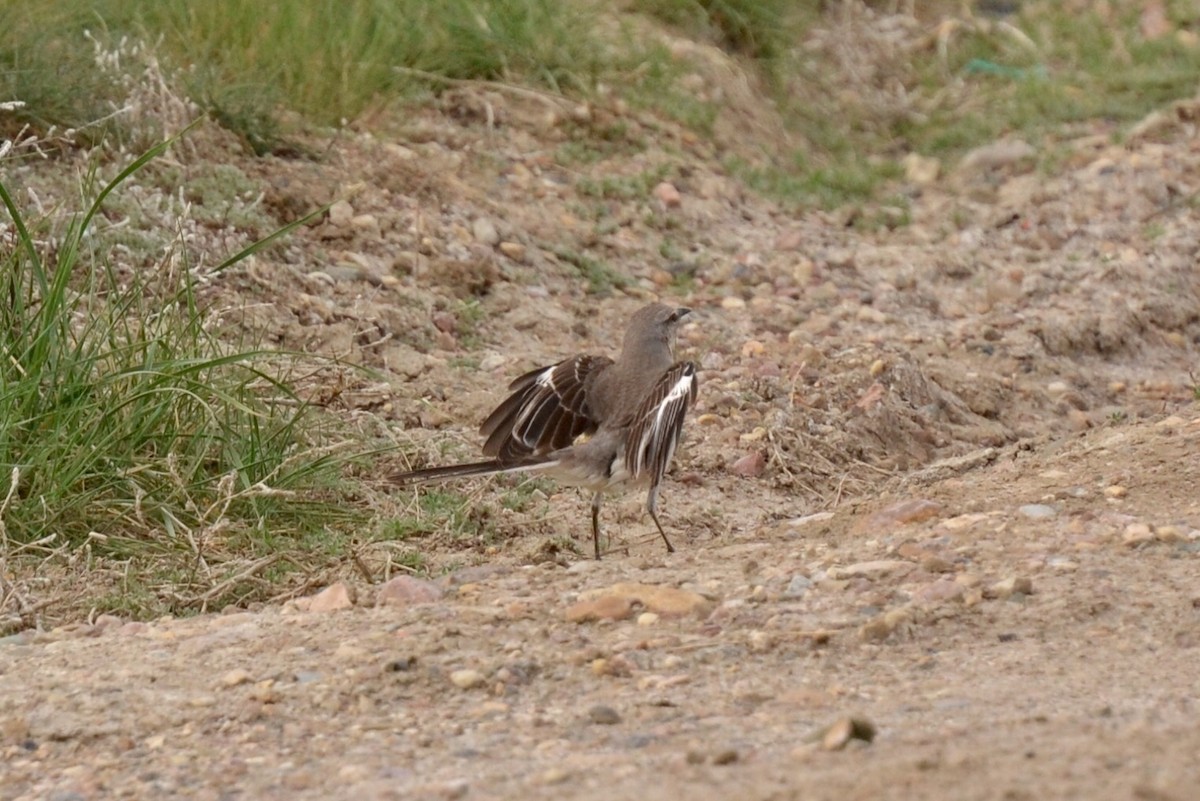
3 53 1200 801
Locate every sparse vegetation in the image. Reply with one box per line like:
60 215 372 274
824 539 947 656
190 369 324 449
551 247 629 295
0 136 352 619
578 165 673 201
6 2 1200 204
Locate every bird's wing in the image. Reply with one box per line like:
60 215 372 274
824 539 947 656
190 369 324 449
479 354 614 460
624 361 698 485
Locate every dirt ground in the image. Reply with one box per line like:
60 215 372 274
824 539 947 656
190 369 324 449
3 43 1200 801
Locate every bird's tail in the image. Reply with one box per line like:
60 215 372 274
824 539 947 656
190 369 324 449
392 456 557 486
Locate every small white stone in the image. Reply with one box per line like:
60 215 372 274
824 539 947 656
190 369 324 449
449 669 486 690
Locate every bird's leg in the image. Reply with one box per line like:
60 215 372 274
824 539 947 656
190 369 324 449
591 492 603 560
646 487 676 554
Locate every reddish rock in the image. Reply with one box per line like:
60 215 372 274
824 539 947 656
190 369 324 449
913 578 966 606
652 181 682 208
568 582 713 623
853 499 943 535
565 595 636 623
306 582 355 612
730 451 766 478
376 575 445 607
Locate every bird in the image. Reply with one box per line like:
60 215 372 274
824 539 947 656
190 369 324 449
392 303 699 560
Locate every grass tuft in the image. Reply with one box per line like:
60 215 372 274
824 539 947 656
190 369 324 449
0 132 352 622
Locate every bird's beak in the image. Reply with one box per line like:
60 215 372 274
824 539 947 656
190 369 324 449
676 307 693 320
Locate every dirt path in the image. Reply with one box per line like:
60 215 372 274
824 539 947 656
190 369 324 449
3 416 1198 800
3 83 1200 800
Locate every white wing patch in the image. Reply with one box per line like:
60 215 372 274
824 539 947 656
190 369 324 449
626 363 697 484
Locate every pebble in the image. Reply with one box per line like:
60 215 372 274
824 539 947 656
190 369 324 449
818 717 877 750
472 217 500 245
741 340 766 358
564 595 636 623
854 499 942 535
637 612 660 626
958 138 1036 175
306 582 355 612
1155 524 1184 543
903 152 941 185
587 704 621 725
1104 485 1128 499
1067 409 1092 431
1122 523 1155 547
748 630 775 653
984 577 1034 600
449 669 486 690
591 657 625 677
711 748 740 765
774 230 804 250
730 451 766 478
828 560 912 581
782 574 813 599
653 181 682 208
384 143 416 160
328 200 354 226
785 512 836 529
376 575 445 607
920 555 955 574
856 305 887 324
913 578 965 605
537 768 572 785
590 583 713 618
739 427 767 443
219 668 253 688
859 608 910 642
350 213 378 233
1018 504 1057 519
720 296 746 310
498 241 526 262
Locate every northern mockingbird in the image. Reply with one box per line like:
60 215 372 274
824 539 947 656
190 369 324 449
393 303 698 559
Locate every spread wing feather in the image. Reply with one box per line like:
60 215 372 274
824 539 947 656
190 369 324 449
479 355 612 461
624 362 698 485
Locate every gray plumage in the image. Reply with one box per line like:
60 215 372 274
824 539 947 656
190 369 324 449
393 303 699 559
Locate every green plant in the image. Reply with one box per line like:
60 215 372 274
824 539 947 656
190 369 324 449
385 488 492 546
0 132 351 617
578 165 672 201
454 299 486 349
631 0 795 64
551 247 628 295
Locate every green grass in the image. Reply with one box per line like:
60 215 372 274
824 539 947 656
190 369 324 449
383 487 497 550
631 0 796 66
7 2 1200 204
0 133 354 619
1 0 615 150
760 2 1200 206
577 164 672 201
551 247 629 295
